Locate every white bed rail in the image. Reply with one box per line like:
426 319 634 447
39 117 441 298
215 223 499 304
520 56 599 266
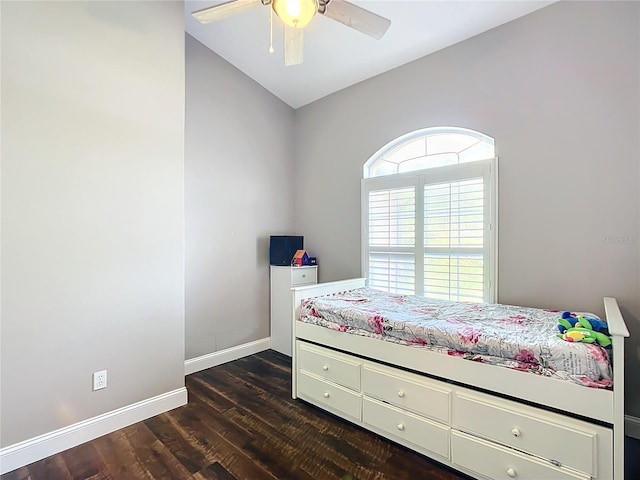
604 297 629 480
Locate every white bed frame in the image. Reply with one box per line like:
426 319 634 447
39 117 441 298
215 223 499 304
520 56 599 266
291 278 629 480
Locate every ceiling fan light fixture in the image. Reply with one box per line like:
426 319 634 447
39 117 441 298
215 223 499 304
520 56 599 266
273 0 318 28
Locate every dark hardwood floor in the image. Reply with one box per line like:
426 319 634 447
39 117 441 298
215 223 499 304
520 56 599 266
1 350 470 480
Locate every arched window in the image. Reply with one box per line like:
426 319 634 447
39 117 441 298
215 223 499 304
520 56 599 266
362 127 497 303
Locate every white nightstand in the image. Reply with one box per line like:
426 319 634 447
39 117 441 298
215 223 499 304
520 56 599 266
270 265 318 356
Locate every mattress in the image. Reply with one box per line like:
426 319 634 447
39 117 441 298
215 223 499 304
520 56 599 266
299 288 612 388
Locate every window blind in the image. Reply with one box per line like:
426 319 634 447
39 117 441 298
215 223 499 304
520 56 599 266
363 161 494 302
367 187 415 294
423 178 485 302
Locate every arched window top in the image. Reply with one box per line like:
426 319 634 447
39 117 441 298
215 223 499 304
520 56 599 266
364 127 495 178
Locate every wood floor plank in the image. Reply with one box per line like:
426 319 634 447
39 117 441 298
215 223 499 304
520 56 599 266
0 467 32 480
233 354 292 387
143 413 207 474
183 397 255 450
60 441 112 480
185 377 236 414
163 403 276 480
188 377 320 479
27 452 75 480
92 427 156 480
122 423 192 480
190 462 238 480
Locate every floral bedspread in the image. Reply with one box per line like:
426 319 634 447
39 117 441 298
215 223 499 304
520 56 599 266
299 288 612 389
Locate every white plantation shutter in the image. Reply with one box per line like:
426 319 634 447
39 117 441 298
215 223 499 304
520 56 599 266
424 177 485 302
362 128 496 303
424 254 484 302
368 186 416 294
363 163 494 302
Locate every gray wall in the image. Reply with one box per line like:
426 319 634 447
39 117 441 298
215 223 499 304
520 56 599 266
1 1 186 446
184 35 296 359
293 1 640 415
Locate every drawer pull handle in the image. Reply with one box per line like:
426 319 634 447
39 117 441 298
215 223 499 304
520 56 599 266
322 365 329 371
397 390 405 398
323 392 330 398
302 274 306 278
506 467 517 478
397 423 405 431
511 427 521 437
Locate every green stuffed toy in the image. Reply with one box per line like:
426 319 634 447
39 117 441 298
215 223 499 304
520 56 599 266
557 311 609 335
557 316 612 347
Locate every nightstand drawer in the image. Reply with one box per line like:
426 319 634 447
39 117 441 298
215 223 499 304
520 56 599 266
362 365 450 424
363 397 450 460
298 342 361 391
451 430 589 480
291 267 317 286
453 393 596 476
297 371 361 422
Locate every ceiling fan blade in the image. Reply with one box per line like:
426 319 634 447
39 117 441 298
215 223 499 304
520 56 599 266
192 0 264 24
320 0 390 40
284 25 303 66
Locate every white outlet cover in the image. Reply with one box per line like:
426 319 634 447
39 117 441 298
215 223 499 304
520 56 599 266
93 370 107 391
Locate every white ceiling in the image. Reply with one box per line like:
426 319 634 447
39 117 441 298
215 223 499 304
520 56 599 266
184 1 554 109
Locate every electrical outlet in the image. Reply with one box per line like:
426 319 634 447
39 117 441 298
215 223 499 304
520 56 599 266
93 370 107 391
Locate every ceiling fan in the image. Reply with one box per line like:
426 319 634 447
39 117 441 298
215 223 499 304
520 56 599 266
192 0 391 66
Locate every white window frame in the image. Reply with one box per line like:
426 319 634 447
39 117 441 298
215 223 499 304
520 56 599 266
361 130 498 303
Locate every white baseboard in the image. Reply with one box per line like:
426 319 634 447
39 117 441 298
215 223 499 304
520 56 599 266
0 387 187 475
626 415 640 440
184 337 271 375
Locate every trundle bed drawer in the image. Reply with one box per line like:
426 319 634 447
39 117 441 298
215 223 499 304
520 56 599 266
297 342 361 390
453 393 596 476
362 365 450 423
363 397 450 460
451 431 589 480
297 371 361 421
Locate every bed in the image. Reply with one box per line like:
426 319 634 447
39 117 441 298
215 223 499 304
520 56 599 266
291 278 629 480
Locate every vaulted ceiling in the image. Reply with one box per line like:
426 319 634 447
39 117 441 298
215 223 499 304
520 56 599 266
185 1 555 108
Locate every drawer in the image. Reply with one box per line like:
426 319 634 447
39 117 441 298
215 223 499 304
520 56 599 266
298 342 361 391
363 397 450 460
453 393 596 476
297 371 361 421
362 365 450 424
451 430 589 480
291 267 317 286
